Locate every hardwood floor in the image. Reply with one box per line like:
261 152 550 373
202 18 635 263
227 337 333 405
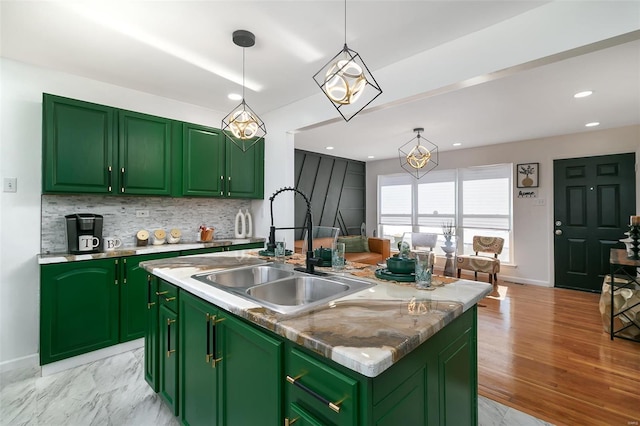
476 280 640 426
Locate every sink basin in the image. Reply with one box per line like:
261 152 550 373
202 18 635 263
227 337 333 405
247 276 349 306
193 265 294 289
246 275 374 314
192 265 374 315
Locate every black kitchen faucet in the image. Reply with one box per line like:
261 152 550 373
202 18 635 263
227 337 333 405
267 187 325 275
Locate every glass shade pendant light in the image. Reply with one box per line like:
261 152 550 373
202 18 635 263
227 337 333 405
221 30 267 152
398 128 439 179
313 0 382 122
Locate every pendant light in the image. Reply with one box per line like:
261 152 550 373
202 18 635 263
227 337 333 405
398 128 439 179
313 0 382 122
221 30 267 152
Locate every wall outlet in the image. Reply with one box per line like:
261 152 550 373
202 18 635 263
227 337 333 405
136 210 149 218
3 177 17 193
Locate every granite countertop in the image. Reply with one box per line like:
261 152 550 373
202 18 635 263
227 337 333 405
37 238 265 264
140 250 491 378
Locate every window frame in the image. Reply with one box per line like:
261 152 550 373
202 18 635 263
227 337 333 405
377 164 513 263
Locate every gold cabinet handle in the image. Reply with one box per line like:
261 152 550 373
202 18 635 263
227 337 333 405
165 297 176 302
166 318 176 357
120 167 125 193
156 291 168 295
285 417 299 426
227 176 231 196
286 375 342 413
107 166 113 192
212 357 223 368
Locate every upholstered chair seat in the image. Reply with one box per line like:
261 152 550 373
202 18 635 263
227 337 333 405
456 236 504 289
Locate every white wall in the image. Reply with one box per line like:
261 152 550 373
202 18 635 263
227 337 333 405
367 125 640 287
0 58 295 367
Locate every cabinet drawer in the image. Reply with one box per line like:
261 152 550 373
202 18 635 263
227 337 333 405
286 348 358 426
157 280 178 311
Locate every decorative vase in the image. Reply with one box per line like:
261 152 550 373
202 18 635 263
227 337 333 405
234 209 246 239
244 209 253 238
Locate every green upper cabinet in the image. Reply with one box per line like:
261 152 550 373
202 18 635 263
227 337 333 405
181 123 225 197
179 122 264 199
43 94 172 196
225 138 264 199
118 110 172 195
43 94 263 198
43 94 116 194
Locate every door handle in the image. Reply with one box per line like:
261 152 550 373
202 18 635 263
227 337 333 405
555 229 562 235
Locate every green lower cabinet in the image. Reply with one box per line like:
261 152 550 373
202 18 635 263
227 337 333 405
159 304 179 415
179 291 218 426
144 275 160 393
178 291 282 426
218 310 282 426
40 259 119 365
40 253 178 366
120 252 178 342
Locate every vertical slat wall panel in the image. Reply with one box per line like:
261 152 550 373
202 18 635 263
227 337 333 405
294 150 365 239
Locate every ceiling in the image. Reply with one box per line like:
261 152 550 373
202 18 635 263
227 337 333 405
1 1 639 162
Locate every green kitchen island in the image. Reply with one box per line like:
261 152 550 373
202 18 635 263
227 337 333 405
141 250 491 426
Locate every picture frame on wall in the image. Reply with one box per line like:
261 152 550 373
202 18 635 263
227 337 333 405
516 163 539 188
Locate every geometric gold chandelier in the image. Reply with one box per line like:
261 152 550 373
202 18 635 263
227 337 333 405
312 0 382 122
221 30 267 152
398 128 439 179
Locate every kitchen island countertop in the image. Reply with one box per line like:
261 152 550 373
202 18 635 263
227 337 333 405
141 250 491 377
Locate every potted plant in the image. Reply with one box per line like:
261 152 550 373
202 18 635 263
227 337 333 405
442 220 454 247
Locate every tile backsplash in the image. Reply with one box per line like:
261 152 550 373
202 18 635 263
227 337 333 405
41 195 254 254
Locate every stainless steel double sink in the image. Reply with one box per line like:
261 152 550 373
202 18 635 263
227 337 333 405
191 264 374 315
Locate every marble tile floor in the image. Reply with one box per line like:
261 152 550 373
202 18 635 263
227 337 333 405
0 348 554 426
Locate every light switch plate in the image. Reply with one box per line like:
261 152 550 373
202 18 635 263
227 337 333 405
3 177 17 193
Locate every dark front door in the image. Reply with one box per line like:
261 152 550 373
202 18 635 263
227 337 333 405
554 153 636 292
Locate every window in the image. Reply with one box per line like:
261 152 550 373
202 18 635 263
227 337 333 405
378 164 512 262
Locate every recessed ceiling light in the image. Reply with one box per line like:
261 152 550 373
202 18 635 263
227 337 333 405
367 155 375 159
585 122 600 127
228 93 242 101
325 146 334 150
453 143 462 147
574 90 593 98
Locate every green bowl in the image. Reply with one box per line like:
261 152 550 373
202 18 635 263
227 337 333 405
386 256 415 274
314 247 333 261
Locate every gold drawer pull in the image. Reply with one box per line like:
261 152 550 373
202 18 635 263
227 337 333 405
285 417 299 426
285 375 342 413
164 297 176 302
156 291 168 295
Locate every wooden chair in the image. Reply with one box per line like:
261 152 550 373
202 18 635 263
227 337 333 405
456 236 504 290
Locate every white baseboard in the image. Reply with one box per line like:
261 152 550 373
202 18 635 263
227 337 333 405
0 353 40 385
499 274 551 287
41 338 144 377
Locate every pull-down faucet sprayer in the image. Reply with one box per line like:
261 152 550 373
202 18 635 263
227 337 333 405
267 187 325 275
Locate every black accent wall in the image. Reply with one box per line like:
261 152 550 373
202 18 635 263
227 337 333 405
294 150 366 240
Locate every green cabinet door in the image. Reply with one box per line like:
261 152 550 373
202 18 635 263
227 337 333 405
437 322 476 426
218 312 282 426
225 139 264 199
179 291 219 426
121 252 178 343
159 304 179 415
42 94 116 194
40 258 119 365
118 110 172 195
181 123 225 197
145 275 160 392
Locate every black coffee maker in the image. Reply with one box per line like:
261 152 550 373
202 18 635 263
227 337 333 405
65 213 104 254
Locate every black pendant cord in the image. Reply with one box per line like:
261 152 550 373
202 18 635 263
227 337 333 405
242 47 246 101
343 0 347 45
